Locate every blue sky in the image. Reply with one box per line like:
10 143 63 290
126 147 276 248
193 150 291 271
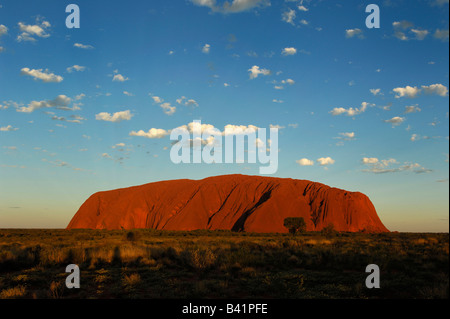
0 0 448 231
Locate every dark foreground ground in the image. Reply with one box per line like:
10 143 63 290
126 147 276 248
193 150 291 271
0 229 448 299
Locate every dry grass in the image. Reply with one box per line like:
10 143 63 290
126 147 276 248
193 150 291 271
0 229 447 299
0 285 26 299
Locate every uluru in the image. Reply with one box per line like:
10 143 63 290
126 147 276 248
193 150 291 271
67 174 389 233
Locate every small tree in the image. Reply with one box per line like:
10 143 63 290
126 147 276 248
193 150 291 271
321 223 336 238
284 217 307 235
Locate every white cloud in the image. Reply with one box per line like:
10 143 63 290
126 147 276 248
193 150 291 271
272 99 284 103
282 47 297 56
411 134 419 142
112 73 129 82
202 43 211 54
393 21 413 30
330 102 370 116
95 110 133 122
74 43 94 49
392 21 414 41
123 91 134 96
393 86 421 98
282 9 296 25
160 102 176 115
317 157 335 166
67 65 86 73
370 88 382 96
296 158 314 166
411 29 429 40
190 0 270 13
393 83 448 98
281 78 295 85
434 29 449 42
345 28 364 39
21 68 63 83
0 125 18 132
404 105 421 114
75 93 85 101
298 5 308 11
0 24 7 37
421 83 448 97
17 95 72 113
338 132 355 140
384 116 405 126
152 96 164 104
362 157 431 174
248 65 271 79
299 19 308 25
362 157 379 164
176 96 199 107
17 20 50 42
129 128 169 139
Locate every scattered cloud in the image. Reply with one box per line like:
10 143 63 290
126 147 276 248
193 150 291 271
422 83 448 96
282 9 296 25
0 125 18 132
74 43 94 49
190 0 270 14
393 83 448 98
17 95 72 113
95 110 133 122
317 157 335 166
112 71 129 82
123 91 134 96
129 128 170 139
434 29 449 42
152 96 164 104
282 78 295 85
17 20 51 42
384 116 405 126
21 68 63 83
160 102 176 115
296 158 314 166
404 105 421 114
202 43 211 54
336 132 356 140
346 28 364 39
248 65 271 79
0 24 7 37
411 29 429 40
362 157 379 164
362 157 431 174
66 65 86 73
393 86 421 98
282 47 297 56
370 88 382 96
330 102 370 116
177 96 199 107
